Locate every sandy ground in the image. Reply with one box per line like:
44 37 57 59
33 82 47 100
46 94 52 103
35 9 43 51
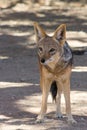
0 2 87 130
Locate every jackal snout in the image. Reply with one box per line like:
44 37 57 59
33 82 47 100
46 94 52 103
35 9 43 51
40 58 45 64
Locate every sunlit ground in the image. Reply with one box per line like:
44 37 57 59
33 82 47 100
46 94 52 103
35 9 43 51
0 1 87 48
0 66 87 130
0 2 87 130
0 90 87 130
72 66 87 72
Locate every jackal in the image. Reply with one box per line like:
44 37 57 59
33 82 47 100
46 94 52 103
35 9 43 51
34 22 76 124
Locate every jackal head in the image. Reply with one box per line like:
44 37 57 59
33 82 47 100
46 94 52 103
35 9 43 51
34 22 66 69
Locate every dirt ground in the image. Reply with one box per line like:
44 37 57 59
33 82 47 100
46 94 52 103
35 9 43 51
0 2 87 130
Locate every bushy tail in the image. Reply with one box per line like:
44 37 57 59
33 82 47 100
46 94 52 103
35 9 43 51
50 81 57 101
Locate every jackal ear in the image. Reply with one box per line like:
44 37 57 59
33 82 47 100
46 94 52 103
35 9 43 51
53 24 66 45
34 22 47 42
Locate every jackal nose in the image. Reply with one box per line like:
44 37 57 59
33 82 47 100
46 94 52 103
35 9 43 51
41 58 45 63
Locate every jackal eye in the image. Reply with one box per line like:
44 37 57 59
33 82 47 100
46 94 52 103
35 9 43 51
49 48 55 52
38 47 43 52
49 48 56 55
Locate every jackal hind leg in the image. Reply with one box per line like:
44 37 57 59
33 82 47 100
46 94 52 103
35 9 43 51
55 82 63 118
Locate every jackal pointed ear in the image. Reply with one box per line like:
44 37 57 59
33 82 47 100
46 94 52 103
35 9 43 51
53 24 66 45
34 22 47 42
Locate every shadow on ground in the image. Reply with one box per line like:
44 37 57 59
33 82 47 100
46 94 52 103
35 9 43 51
0 4 87 130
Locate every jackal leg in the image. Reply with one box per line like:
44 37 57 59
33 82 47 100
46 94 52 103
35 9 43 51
55 82 63 118
62 80 77 124
36 78 52 123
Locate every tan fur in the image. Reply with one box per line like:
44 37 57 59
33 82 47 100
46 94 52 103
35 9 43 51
34 22 76 124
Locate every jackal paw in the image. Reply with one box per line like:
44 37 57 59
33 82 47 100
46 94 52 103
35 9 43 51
36 118 44 123
68 118 77 124
55 112 63 118
35 115 45 123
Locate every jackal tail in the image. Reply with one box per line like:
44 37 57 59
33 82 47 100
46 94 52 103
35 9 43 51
50 81 57 101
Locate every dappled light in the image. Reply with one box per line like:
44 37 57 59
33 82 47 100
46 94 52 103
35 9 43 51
0 81 87 129
0 1 87 130
72 66 87 72
15 90 87 115
0 56 9 60
0 82 38 88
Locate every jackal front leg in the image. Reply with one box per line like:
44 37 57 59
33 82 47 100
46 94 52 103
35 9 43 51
63 80 77 124
36 78 52 123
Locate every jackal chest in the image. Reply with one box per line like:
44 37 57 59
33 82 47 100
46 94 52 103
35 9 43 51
45 72 63 82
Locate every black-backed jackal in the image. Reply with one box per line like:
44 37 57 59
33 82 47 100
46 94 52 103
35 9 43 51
34 22 76 124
